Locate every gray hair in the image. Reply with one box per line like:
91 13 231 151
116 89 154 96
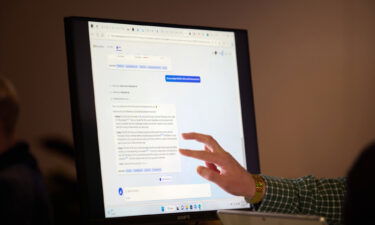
0 77 20 136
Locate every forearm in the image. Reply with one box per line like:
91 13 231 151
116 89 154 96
255 175 346 225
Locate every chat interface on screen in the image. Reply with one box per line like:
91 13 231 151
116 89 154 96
88 21 250 218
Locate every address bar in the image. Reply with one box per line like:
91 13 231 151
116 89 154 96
107 33 218 46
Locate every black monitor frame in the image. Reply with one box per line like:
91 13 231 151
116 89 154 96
64 16 260 225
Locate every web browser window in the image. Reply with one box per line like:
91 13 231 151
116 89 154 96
88 21 249 218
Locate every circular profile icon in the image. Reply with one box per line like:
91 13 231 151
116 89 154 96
118 187 124 196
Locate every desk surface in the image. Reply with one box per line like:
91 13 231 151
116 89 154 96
201 220 222 225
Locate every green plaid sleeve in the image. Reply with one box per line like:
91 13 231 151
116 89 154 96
256 175 346 225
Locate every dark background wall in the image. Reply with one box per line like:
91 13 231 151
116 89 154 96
1 0 374 178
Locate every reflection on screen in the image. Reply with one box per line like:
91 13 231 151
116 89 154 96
88 21 249 218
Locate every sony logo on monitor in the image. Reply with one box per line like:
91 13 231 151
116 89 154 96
177 215 191 221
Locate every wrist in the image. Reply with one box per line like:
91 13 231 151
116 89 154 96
245 174 266 204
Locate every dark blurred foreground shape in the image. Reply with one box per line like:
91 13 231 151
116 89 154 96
0 76 52 225
40 136 80 225
344 142 375 225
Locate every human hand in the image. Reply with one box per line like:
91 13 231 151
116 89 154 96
179 132 256 199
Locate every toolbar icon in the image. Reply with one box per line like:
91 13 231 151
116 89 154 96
118 187 123 196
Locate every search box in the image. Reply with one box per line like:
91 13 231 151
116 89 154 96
107 33 218 46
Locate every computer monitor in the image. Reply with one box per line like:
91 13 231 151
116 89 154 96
64 17 260 225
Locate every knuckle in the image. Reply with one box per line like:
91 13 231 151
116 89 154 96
206 172 216 181
222 151 232 158
207 135 215 144
205 172 213 180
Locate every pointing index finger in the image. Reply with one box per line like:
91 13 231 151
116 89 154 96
181 132 221 152
179 148 223 166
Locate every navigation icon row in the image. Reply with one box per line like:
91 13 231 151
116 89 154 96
160 203 202 213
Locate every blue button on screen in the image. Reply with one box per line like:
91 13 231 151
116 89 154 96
165 75 201 83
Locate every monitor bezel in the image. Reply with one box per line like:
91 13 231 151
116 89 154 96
64 16 260 225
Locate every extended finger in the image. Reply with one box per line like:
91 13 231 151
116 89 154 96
197 166 222 185
181 132 220 151
179 149 223 165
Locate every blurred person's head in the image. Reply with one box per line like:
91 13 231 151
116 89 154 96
344 142 375 225
0 76 20 152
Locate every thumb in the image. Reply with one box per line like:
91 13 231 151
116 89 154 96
197 166 221 184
